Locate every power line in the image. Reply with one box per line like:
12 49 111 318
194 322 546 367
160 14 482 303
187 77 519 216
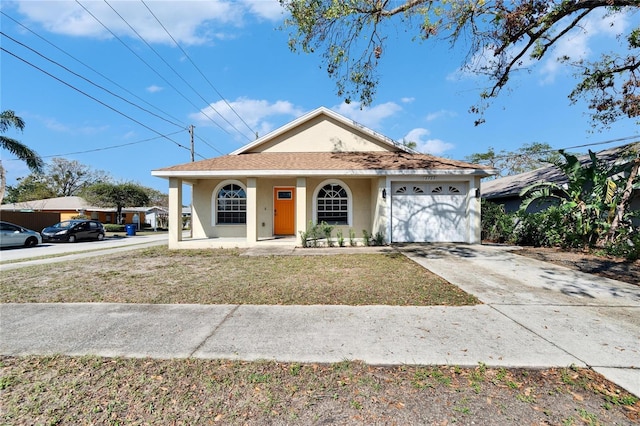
0 10 188 130
470 135 640 165
2 47 205 159
4 131 186 161
194 133 225 156
99 0 251 141
74 0 230 138
1 31 185 130
140 0 256 138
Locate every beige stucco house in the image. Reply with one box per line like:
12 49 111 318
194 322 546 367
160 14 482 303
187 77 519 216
152 107 495 248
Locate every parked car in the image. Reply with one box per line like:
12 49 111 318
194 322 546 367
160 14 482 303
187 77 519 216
0 221 42 248
41 220 105 243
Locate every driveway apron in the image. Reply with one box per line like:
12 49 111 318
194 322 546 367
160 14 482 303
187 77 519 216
399 244 640 397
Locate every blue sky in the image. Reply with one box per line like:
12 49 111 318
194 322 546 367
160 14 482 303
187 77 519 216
2 0 638 200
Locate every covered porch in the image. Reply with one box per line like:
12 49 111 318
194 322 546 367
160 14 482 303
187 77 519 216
164 175 387 250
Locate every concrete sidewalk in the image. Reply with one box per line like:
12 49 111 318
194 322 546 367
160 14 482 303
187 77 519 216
1 244 638 397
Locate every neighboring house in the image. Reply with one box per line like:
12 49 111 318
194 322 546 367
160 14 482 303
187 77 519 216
0 196 148 225
144 206 169 229
152 107 495 248
482 142 640 214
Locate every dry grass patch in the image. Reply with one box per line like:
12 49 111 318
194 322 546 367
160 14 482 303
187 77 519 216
2 356 637 425
0 246 478 306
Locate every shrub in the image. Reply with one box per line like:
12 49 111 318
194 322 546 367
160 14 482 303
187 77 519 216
299 221 334 247
513 206 580 248
104 224 125 232
337 229 345 247
481 200 515 243
372 231 385 246
362 230 371 246
349 229 356 246
603 225 640 261
319 221 334 247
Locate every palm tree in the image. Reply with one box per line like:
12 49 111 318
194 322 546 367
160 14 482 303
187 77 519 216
0 110 44 203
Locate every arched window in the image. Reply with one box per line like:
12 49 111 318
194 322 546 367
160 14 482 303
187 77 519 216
316 182 349 225
216 183 246 224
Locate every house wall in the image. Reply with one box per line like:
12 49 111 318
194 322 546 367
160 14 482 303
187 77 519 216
192 179 246 239
305 177 373 239
255 178 298 238
248 116 394 153
371 177 388 241
192 176 377 241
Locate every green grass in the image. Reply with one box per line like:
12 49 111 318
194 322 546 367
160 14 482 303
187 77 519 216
0 246 479 306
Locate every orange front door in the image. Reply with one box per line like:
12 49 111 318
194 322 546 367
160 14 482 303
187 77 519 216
274 187 295 235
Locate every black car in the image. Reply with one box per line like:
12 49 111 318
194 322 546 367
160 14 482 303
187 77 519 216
41 220 105 243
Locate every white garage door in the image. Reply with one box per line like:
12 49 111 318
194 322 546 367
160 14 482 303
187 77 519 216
391 182 468 243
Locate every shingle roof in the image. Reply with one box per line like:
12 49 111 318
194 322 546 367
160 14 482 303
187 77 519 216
482 142 640 199
153 151 493 175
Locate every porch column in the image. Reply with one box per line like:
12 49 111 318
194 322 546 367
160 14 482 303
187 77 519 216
296 177 307 245
246 177 257 243
168 177 183 248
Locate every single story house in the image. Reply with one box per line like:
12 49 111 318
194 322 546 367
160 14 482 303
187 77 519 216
482 142 640 214
0 196 149 226
152 107 495 248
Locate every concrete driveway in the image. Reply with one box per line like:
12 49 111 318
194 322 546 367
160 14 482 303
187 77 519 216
400 243 640 396
1 243 638 396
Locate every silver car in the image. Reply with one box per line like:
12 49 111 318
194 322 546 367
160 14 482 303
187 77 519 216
0 221 42 248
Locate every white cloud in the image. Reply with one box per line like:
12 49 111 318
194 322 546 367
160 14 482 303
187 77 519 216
425 110 457 122
448 9 630 86
401 97 415 104
403 128 454 155
146 85 163 93
12 0 281 45
239 0 284 21
332 101 402 129
34 115 106 135
539 9 628 85
190 98 304 140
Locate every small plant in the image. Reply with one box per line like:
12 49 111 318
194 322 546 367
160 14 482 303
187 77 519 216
516 393 536 403
349 228 356 246
362 230 371 246
319 221 334 247
336 229 345 247
577 408 598 426
298 229 310 248
372 231 385 246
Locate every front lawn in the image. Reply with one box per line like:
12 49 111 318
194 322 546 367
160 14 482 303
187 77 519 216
0 246 478 306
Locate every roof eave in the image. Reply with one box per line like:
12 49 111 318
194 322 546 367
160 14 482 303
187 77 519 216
152 169 494 178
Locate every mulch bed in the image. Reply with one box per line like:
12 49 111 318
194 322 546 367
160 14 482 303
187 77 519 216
514 247 640 286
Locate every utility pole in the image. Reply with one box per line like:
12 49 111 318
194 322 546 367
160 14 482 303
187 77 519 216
188 124 195 238
189 125 195 162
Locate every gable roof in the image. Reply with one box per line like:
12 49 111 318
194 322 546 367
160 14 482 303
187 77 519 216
153 106 496 178
482 142 640 199
153 151 494 178
230 107 409 155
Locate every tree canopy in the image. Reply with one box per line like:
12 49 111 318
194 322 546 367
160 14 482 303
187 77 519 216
81 182 150 224
465 142 563 177
4 158 111 203
280 0 639 127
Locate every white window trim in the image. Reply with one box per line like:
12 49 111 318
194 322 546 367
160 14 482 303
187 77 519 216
312 179 353 226
212 179 247 226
